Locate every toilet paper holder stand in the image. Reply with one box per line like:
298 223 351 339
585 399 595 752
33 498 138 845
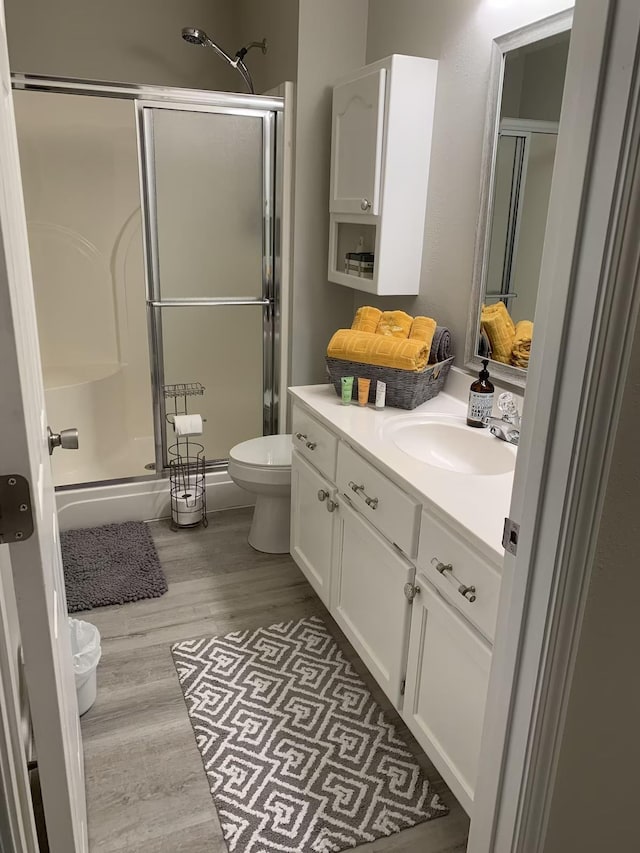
164 382 208 530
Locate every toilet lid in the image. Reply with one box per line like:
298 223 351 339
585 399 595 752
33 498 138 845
229 434 292 467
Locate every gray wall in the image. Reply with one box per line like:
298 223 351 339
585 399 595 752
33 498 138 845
357 0 574 368
6 0 246 91
290 0 369 385
235 0 299 95
541 329 640 851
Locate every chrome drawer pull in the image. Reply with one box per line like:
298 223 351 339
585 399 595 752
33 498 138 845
295 432 307 442
317 489 329 502
326 498 338 513
348 481 379 510
431 557 477 603
306 441 317 450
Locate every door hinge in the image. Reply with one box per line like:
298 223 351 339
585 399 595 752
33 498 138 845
0 475 34 544
400 678 406 696
502 517 520 556
403 582 420 603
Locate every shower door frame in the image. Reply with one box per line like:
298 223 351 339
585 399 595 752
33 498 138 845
10 73 284 483
137 99 278 473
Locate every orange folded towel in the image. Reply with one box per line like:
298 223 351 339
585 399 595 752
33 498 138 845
327 329 430 372
481 301 516 364
510 320 533 368
409 316 437 355
376 310 413 339
351 305 382 334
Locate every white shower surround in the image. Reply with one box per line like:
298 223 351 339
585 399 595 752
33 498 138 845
56 470 253 531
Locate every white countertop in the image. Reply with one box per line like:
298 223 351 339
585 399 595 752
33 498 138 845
288 383 515 565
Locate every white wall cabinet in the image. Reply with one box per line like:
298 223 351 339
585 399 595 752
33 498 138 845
330 67 386 216
328 54 438 295
332 496 414 706
289 399 501 816
290 450 336 607
403 575 492 815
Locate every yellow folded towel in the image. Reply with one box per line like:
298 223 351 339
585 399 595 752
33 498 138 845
376 310 413 338
510 320 533 368
481 301 516 364
327 329 430 372
409 316 437 355
351 305 382 334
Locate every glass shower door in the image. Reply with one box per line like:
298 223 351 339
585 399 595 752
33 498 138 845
138 102 276 470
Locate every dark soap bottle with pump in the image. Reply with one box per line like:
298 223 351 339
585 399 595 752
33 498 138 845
467 360 494 428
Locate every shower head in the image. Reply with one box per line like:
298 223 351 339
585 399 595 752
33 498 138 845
181 25 263 95
181 27 208 46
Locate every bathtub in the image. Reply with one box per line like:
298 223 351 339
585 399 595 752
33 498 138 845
56 469 252 530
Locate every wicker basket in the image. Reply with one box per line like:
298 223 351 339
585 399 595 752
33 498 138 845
325 355 454 410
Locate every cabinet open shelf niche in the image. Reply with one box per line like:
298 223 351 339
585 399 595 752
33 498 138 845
328 54 438 296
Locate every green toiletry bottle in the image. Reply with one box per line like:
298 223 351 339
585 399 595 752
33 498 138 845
467 360 494 428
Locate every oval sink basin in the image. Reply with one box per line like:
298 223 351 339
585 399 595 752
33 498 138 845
385 416 516 475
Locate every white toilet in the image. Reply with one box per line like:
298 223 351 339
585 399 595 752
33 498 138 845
228 434 292 554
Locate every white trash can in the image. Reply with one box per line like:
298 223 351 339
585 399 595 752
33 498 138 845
69 618 101 716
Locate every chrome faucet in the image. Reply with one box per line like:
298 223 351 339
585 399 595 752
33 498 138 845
485 392 521 446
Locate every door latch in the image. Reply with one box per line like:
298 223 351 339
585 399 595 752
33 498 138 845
0 475 34 544
502 517 520 556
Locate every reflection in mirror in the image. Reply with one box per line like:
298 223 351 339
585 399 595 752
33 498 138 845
467 16 572 382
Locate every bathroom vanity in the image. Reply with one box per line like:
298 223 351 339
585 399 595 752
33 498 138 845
289 383 515 816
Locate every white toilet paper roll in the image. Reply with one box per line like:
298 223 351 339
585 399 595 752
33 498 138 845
172 491 203 527
173 414 203 436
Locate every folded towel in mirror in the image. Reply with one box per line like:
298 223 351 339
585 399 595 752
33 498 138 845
481 301 515 364
351 305 382 334
327 329 429 372
510 320 533 368
376 310 414 338
428 326 452 364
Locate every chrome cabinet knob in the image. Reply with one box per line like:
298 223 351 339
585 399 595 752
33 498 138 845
360 198 372 211
306 441 317 450
326 499 338 513
317 489 329 502
47 427 79 456
295 432 307 442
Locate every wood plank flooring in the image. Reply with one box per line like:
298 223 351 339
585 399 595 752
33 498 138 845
78 508 469 852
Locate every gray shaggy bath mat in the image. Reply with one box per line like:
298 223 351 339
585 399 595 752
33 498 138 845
61 521 167 612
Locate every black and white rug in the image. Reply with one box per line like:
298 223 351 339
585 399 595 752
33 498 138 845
172 616 448 853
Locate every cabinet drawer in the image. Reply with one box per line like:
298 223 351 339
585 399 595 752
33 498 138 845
291 405 338 481
417 510 501 644
337 442 420 558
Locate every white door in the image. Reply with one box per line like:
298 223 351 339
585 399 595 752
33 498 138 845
290 451 336 607
403 575 492 817
332 496 413 707
0 5 87 852
330 67 386 215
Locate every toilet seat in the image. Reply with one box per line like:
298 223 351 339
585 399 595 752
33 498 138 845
229 434 292 468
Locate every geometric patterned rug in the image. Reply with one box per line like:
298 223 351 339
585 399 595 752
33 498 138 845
171 616 448 852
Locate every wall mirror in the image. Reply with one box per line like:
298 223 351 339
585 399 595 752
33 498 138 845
466 10 573 385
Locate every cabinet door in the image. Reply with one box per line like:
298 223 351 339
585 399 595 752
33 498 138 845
332 496 413 707
403 576 492 815
330 68 386 215
290 451 336 607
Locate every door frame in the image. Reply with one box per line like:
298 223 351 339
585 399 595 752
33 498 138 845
470 0 640 849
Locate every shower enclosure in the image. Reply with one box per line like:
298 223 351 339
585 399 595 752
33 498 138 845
12 74 284 501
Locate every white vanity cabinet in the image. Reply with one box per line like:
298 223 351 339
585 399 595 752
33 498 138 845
332 496 414 706
288 395 505 816
328 54 438 296
403 576 492 815
290 451 337 607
